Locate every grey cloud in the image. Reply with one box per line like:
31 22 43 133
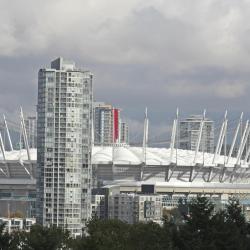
1 0 250 140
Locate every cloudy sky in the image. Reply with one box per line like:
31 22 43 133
1 0 250 143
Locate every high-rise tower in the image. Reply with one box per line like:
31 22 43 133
120 121 129 144
93 102 121 145
37 57 93 236
93 102 113 145
24 116 37 148
179 115 214 153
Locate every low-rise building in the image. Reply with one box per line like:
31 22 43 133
108 193 162 224
91 194 106 219
0 217 36 233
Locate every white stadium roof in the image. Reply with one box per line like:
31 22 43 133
0 149 37 162
92 146 242 167
1 146 250 192
0 146 243 168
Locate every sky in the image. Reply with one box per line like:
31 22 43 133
1 0 250 143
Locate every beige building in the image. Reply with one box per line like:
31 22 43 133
108 193 162 224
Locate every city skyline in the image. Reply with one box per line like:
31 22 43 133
2 1 250 245
1 0 250 140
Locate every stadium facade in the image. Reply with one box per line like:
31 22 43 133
1 142 250 198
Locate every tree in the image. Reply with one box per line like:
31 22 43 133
20 224 71 250
221 197 249 250
128 221 173 250
0 223 11 250
72 218 131 250
226 197 246 233
177 196 216 250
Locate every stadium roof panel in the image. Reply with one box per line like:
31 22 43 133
0 146 245 167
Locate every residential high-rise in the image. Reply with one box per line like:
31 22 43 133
24 116 37 148
112 108 120 143
94 102 113 145
37 57 93 236
93 102 120 145
120 121 129 144
179 115 214 153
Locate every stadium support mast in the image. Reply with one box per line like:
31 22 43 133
230 119 249 182
236 120 249 165
209 112 226 181
141 108 148 180
170 108 178 164
212 111 227 164
193 109 206 165
0 132 6 161
218 112 228 157
166 108 179 181
244 138 250 164
142 107 148 164
20 107 31 162
3 115 13 151
0 132 7 176
226 112 243 164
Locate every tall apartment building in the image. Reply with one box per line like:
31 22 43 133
120 121 129 144
94 102 113 145
37 57 93 236
93 102 120 145
179 115 214 153
24 116 37 148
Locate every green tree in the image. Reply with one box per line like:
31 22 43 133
128 221 173 250
221 197 248 250
0 223 11 250
177 196 216 250
73 218 131 250
20 224 71 250
226 197 246 233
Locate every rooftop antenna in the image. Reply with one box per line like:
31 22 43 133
3 115 13 151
